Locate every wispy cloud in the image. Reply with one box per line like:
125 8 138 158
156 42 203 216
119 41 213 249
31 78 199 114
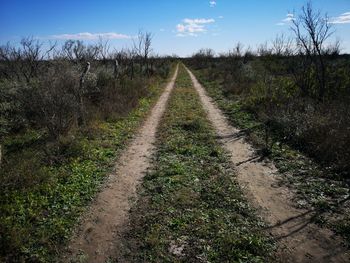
176 18 215 37
50 32 131 40
276 13 294 26
209 1 216 7
329 12 350 24
218 15 224 19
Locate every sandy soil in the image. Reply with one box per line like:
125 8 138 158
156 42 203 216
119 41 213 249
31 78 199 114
186 67 349 263
62 65 178 263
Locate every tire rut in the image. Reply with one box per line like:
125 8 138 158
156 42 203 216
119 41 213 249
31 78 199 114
186 67 349 263
62 65 179 263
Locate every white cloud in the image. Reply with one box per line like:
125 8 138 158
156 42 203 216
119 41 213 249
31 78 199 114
176 18 215 37
176 33 197 37
176 24 186 32
209 1 216 7
277 13 295 26
183 18 215 24
51 32 131 40
329 12 350 24
218 15 224 19
283 13 295 22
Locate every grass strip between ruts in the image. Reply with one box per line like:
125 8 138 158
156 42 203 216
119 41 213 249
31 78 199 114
124 64 273 262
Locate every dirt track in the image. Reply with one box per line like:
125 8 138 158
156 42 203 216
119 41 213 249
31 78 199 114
186 67 349 263
62 65 348 262
63 65 178 263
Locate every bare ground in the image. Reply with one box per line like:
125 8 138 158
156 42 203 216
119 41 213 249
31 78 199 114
62 65 178 263
186 67 350 263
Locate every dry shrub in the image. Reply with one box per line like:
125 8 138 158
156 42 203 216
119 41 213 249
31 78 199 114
29 64 79 139
265 98 350 176
95 71 148 120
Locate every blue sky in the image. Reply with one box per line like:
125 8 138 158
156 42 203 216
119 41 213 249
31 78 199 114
1 0 350 56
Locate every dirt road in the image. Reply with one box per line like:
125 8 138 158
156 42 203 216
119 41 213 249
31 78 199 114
186 67 349 263
63 65 178 263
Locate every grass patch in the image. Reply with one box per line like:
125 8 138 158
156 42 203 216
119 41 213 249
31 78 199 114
123 65 273 262
0 69 174 263
191 69 350 245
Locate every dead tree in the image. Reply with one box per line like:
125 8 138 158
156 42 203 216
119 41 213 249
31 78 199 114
133 31 153 76
98 38 110 69
143 32 152 75
0 37 56 82
271 34 293 56
229 42 244 58
62 40 85 64
62 40 100 64
291 2 333 99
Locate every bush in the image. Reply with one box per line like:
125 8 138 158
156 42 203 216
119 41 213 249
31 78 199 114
186 51 350 177
93 70 147 120
29 65 79 139
0 80 26 136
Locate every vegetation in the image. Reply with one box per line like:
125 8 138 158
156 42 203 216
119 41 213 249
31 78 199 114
185 2 350 244
191 70 350 243
1 1 349 262
123 65 273 262
0 34 175 262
